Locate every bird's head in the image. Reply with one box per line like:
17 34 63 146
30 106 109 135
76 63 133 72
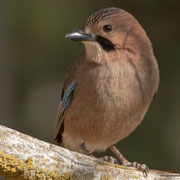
66 7 152 62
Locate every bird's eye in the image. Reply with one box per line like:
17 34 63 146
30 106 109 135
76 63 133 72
103 25 112 33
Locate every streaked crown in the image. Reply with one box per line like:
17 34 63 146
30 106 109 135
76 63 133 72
85 7 121 26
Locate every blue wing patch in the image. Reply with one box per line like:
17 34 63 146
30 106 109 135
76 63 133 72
61 81 77 109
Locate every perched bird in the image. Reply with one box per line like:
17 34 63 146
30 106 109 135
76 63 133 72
55 7 159 174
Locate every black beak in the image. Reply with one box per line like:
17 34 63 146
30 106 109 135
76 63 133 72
65 29 95 41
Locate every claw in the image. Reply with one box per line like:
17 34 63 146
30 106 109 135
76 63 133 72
126 162 149 177
99 156 119 165
109 146 149 177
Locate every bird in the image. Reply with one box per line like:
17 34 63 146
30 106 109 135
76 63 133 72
55 7 159 174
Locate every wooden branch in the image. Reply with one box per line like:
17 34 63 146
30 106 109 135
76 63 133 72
0 125 179 180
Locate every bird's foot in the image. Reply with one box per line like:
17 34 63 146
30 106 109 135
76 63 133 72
99 156 119 165
123 161 149 177
110 145 149 177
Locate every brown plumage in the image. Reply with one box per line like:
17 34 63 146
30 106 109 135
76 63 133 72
55 7 159 173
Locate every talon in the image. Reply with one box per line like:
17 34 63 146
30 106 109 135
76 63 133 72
125 162 149 177
99 156 119 165
109 146 149 176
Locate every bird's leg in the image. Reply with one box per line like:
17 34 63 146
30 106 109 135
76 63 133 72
110 145 130 165
110 145 149 177
80 141 94 157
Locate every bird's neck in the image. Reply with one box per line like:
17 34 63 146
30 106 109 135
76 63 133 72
84 41 140 64
84 42 111 63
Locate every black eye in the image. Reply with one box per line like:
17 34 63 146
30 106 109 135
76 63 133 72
103 25 112 32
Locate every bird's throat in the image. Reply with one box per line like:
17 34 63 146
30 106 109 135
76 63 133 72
84 42 110 63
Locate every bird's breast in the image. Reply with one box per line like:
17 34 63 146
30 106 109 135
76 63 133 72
72 61 147 130
63 58 159 152
82 62 141 107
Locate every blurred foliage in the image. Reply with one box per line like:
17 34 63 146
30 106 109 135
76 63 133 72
0 0 179 173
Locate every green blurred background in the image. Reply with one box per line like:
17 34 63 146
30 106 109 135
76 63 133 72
0 0 180 175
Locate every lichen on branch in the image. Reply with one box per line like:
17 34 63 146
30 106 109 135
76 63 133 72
0 125 179 180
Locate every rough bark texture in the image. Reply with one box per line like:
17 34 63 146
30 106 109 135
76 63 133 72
0 125 179 180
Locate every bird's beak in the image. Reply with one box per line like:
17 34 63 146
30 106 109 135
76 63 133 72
65 29 95 41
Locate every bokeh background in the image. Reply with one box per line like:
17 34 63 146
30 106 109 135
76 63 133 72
0 0 180 178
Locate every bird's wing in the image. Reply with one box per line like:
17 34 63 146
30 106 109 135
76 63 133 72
54 54 84 144
55 81 77 144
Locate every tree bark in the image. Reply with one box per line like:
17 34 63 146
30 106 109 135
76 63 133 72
0 125 179 180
